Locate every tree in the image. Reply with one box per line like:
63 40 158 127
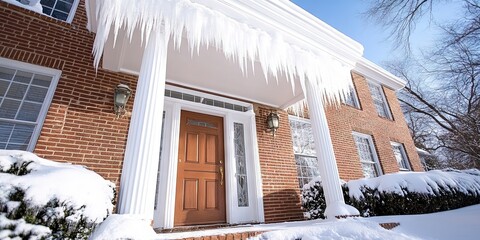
365 0 480 169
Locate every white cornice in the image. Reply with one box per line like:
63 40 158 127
193 0 364 67
353 57 406 90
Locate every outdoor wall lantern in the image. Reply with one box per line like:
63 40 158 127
114 84 131 118
266 112 280 136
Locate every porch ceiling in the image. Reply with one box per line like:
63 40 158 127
103 29 304 108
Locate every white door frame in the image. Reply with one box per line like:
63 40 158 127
153 84 265 229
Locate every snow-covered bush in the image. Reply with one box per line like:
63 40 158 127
0 150 115 239
302 169 480 219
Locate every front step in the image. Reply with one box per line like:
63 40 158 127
175 231 263 240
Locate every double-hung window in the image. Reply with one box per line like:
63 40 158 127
344 84 360 109
0 58 60 151
352 132 382 178
368 82 392 119
391 142 411 171
289 116 320 188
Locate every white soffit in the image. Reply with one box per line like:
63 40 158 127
87 0 369 106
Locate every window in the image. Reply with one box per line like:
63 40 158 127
368 82 392 119
352 132 382 178
0 58 60 151
391 142 411 171
344 84 360 109
289 116 320 188
234 123 249 207
40 0 79 22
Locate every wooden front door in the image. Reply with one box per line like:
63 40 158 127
174 110 226 226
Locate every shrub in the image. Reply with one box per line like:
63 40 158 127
302 169 480 219
0 151 115 239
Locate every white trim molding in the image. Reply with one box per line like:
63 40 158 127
353 57 406 90
153 85 264 229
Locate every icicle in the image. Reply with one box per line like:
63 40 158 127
91 0 358 107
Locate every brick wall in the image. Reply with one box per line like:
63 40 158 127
0 1 137 187
255 106 304 223
1 0 423 226
325 72 424 181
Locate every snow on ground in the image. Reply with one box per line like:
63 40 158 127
89 214 158 240
0 150 114 223
156 204 480 240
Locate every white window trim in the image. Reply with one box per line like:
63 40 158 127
352 131 383 177
153 84 264 229
0 57 61 151
367 81 393 120
391 141 412 171
65 0 80 23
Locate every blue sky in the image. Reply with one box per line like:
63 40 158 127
291 0 461 66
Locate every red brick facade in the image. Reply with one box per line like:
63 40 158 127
0 1 136 188
0 0 422 226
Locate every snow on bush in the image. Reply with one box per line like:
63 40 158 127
89 214 157 240
0 150 115 239
302 169 480 219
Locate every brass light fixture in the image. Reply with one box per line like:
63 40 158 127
266 112 280 136
114 84 131 118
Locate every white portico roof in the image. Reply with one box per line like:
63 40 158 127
85 0 404 108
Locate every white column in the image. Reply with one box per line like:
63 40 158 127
304 79 359 219
118 30 169 221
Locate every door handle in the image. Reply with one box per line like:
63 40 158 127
219 160 224 186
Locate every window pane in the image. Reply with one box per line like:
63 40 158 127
55 0 73 13
234 123 249 207
6 82 28 99
32 74 52 87
354 134 380 178
0 67 15 81
6 143 28 151
0 80 10 97
361 162 377 178
392 144 410 170
40 0 56 8
290 119 316 155
345 86 359 108
42 6 53 15
0 99 21 119
13 71 33 84
17 102 42 122
368 83 390 119
25 86 48 103
9 124 34 145
52 10 68 21
0 122 15 143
